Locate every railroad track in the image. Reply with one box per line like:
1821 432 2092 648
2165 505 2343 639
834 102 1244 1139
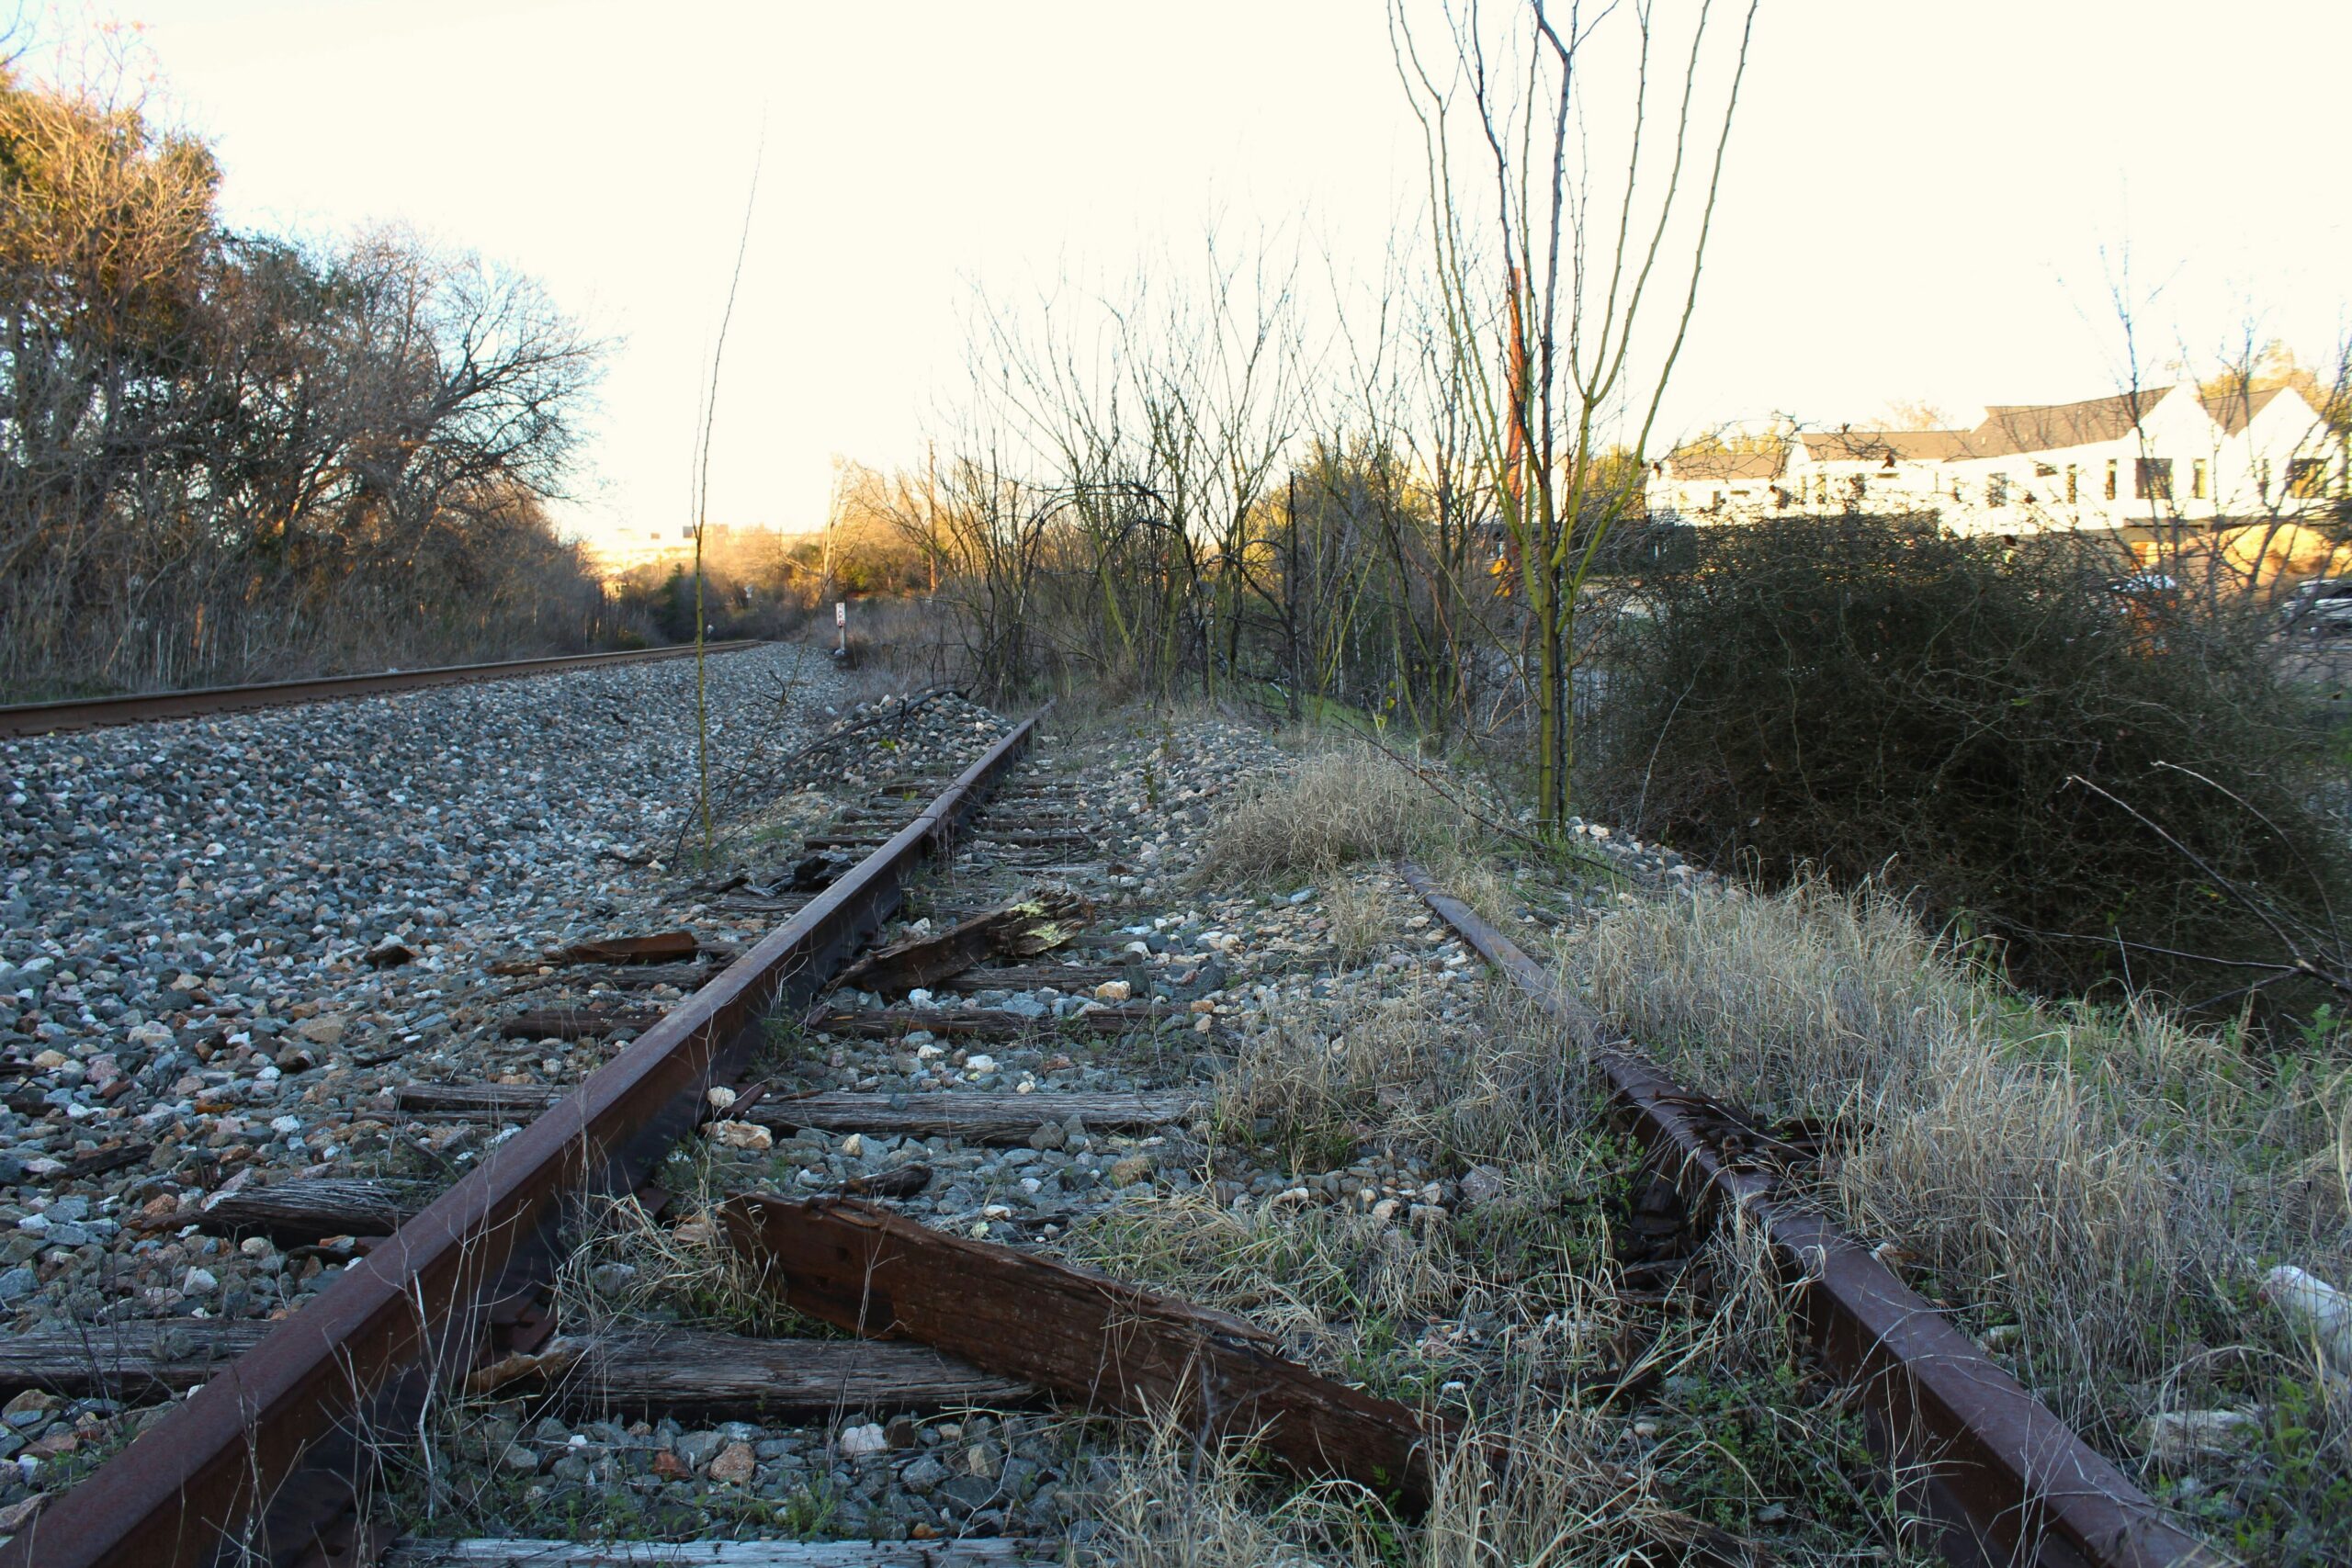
1 707 1065 1566
0 642 766 740
1396 866 2216 1568
0 687 2226 1566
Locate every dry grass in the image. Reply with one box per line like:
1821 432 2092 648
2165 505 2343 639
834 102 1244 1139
1579 877 2352 1558
1321 877 1396 964
1193 743 1473 885
1075 1379 1782 1568
1064 970 1934 1561
547 1144 808 1337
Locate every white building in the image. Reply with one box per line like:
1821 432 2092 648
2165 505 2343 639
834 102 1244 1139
1646 382 2340 535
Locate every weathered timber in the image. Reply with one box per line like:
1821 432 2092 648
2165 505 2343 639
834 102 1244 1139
393 1085 1196 1142
722 1195 1439 1507
800 1004 1173 1040
758 1091 1200 1143
837 1163 933 1198
832 886 1091 995
465 1325 1034 1416
718 897 820 916
932 964 1129 992
501 1007 666 1040
543 930 699 965
921 925 1131 953
397 1083 563 1120
31 1140 153 1184
526 962 712 993
384 1540 1041 1565
0 1320 277 1401
0 1319 1027 1420
188 1178 422 1243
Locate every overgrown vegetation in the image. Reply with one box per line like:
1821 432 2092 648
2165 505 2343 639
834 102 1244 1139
1069 926 1925 1562
0 58 610 697
1581 879 2352 1562
1586 517 2352 1009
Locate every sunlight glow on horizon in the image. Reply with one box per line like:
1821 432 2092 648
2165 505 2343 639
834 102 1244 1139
35 0 2349 547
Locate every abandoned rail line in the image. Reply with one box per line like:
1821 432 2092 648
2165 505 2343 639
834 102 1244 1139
0 659 2229 1566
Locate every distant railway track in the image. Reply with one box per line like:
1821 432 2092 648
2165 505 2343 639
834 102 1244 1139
0 641 767 740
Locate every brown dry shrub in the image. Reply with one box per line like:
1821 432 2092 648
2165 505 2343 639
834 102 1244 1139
1193 744 1467 884
1578 877 2352 1479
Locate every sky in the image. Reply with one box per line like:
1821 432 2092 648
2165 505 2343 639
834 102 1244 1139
28 1 2350 551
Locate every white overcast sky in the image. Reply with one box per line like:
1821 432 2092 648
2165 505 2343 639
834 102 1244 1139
28 1 2350 548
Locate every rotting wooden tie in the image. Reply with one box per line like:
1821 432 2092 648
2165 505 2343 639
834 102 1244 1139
0 1320 1032 1418
798 1004 1176 1040
832 886 1092 995
720 1195 1439 1507
501 1007 666 1040
395 1085 1200 1144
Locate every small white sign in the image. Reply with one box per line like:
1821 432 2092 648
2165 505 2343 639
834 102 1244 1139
834 602 846 626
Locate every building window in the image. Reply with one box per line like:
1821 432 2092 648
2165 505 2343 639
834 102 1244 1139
2034 462 2058 478
2105 459 2119 500
2134 457 2172 501
2191 459 2208 500
2258 458 2272 501
1952 476 1963 502
2065 465 2078 503
2288 458 2326 499
1987 472 2009 507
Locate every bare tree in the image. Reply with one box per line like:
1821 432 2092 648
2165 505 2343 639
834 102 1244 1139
1392 0 1760 832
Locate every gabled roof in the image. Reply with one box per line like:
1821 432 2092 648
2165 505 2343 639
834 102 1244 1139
1794 428 1974 464
1966 388 2173 457
2199 384 2291 435
1660 449 1783 481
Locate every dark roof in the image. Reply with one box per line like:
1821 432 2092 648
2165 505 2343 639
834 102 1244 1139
1661 449 1783 481
2199 384 2290 436
1966 389 2172 456
1796 428 1975 464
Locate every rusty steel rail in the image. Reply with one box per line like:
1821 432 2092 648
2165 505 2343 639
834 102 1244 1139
1397 863 2220 1568
0 641 766 739
4 711 1044 1568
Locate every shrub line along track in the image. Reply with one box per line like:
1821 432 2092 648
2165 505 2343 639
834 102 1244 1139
2 709 1046 1568
1396 863 2220 1568
0 642 767 740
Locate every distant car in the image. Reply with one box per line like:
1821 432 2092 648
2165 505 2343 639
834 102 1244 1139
2279 577 2352 637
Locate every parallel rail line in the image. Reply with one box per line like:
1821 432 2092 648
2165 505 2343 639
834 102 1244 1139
1399 863 2216 1568
0 642 766 740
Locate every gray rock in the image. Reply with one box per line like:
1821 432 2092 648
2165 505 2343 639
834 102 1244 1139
939 1473 1000 1512
673 1429 725 1470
